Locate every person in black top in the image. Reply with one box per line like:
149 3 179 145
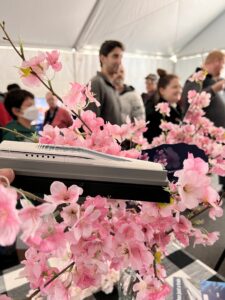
181 50 225 193
144 69 182 143
181 50 225 127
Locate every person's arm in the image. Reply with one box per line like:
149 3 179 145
181 79 225 116
180 80 201 116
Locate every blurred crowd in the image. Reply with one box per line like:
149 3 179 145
1 41 225 148
1 40 225 271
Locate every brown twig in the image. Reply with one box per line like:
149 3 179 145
27 261 75 299
152 245 164 284
0 21 92 133
16 188 45 203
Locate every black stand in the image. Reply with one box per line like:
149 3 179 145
215 249 225 271
94 287 118 299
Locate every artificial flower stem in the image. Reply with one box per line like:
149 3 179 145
27 261 75 299
14 188 45 203
0 22 92 134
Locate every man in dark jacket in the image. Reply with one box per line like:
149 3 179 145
89 40 124 125
181 50 225 191
181 50 225 127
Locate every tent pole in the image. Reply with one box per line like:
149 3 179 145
73 0 101 50
177 7 225 58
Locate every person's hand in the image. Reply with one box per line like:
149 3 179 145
0 168 15 183
211 80 225 93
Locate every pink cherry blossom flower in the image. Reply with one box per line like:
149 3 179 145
0 296 12 300
174 155 211 209
60 203 81 226
73 205 101 241
72 110 104 132
26 219 67 253
155 102 170 116
192 229 220 246
45 181 83 205
73 263 102 289
183 153 208 175
19 200 56 241
0 295 13 300
209 206 223 220
189 70 207 83
133 277 171 300
46 50 62 72
175 169 209 209
85 82 100 107
63 82 87 113
0 185 20 246
43 278 69 300
21 247 50 289
20 52 47 86
39 125 61 144
206 232 220 245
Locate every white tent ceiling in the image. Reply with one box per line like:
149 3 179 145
1 0 225 57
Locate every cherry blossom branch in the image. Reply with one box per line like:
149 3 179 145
164 204 212 236
0 21 25 60
152 245 164 284
0 21 92 134
27 261 75 299
14 188 45 203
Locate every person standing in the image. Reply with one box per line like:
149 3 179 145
181 50 225 127
43 92 73 128
3 89 38 141
144 69 182 143
181 50 225 193
141 73 158 106
113 64 145 122
89 40 124 125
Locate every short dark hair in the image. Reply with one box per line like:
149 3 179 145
4 89 34 119
99 40 124 56
7 83 21 92
99 40 124 66
145 74 157 81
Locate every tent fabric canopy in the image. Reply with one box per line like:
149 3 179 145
1 0 225 96
1 0 225 57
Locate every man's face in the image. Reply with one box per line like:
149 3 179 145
113 64 125 86
145 79 157 93
100 47 123 75
212 58 225 77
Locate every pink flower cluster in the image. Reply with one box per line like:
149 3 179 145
40 113 148 158
0 155 222 300
189 70 207 83
155 102 171 117
63 82 100 114
20 50 62 86
151 87 225 177
1 53 221 300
